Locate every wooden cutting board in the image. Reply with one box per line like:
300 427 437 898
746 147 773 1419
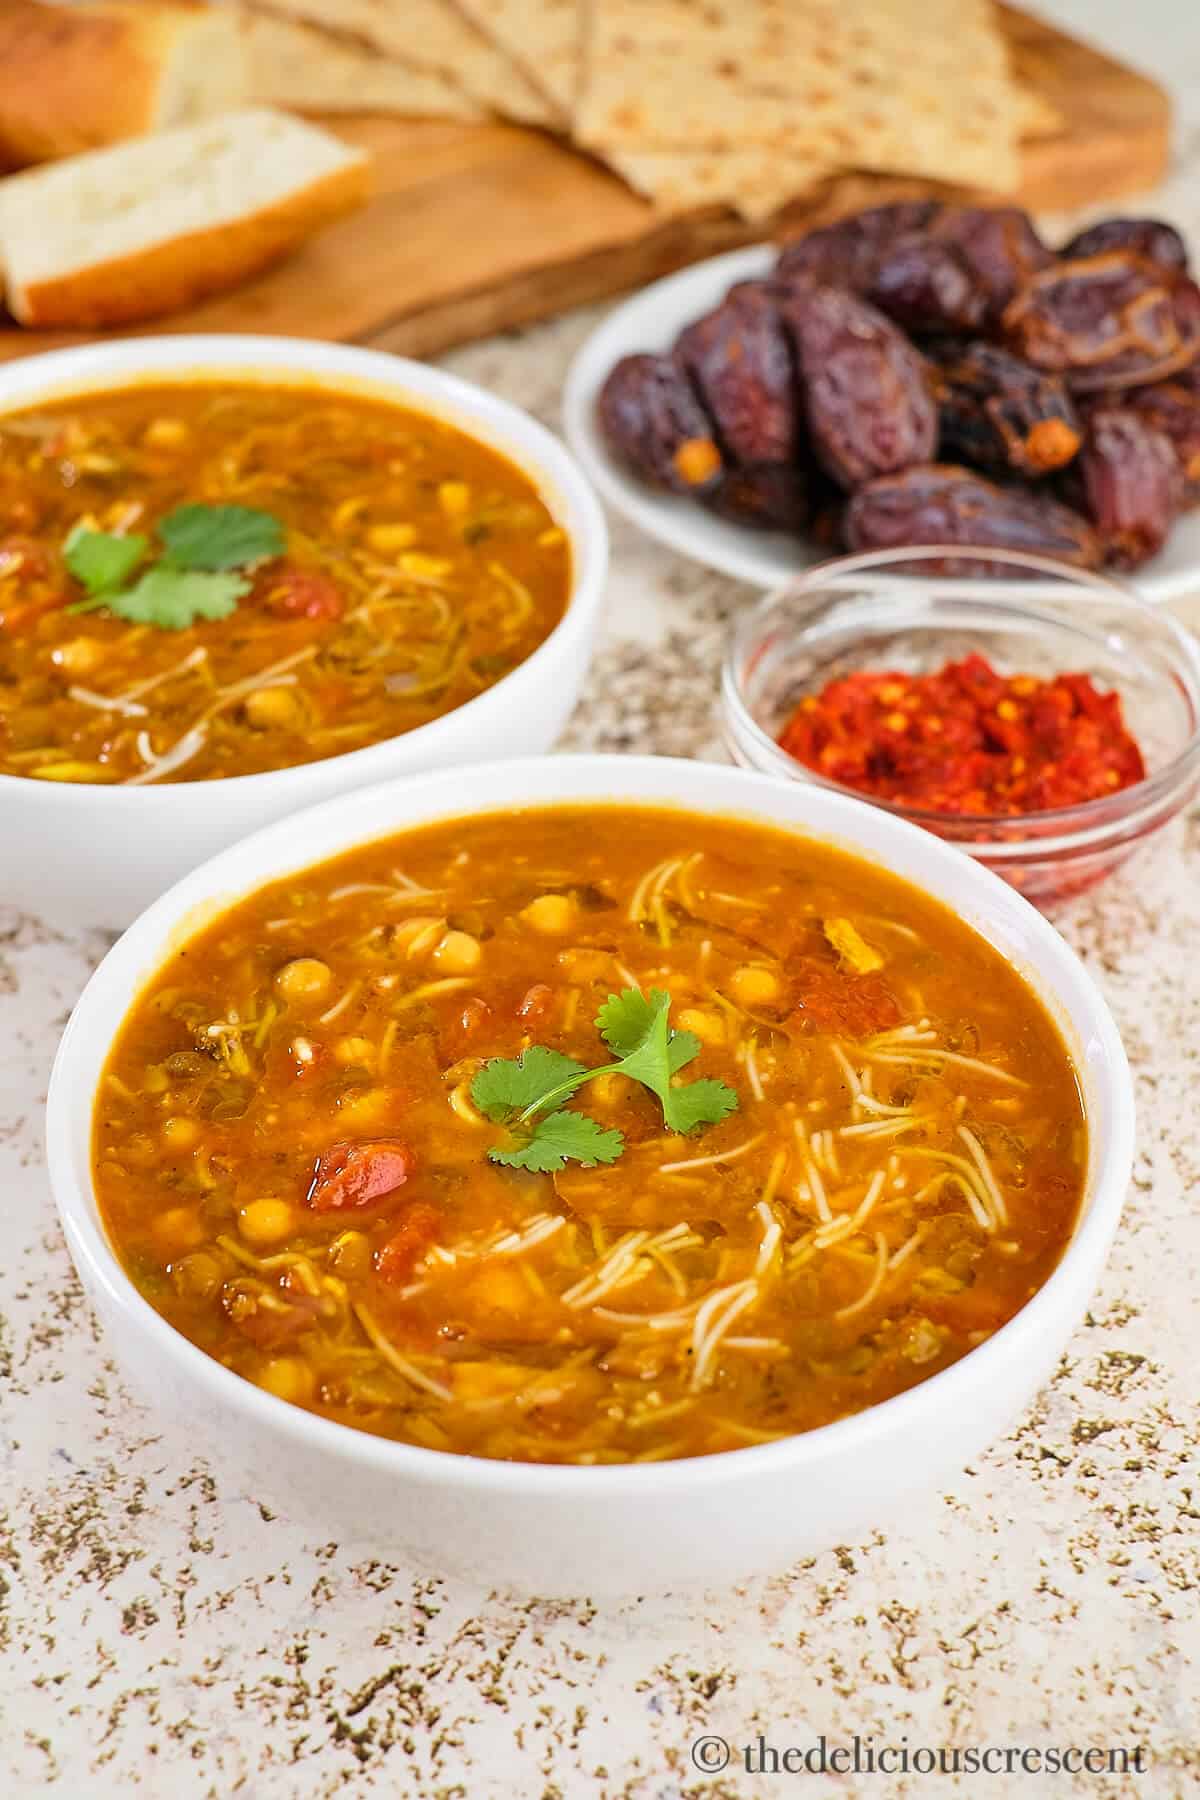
0 4 1170 366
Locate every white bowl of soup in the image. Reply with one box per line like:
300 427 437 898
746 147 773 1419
47 755 1133 1596
0 336 607 929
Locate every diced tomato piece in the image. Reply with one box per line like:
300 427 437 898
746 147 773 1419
439 997 494 1062
517 983 555 1026
2 498 41 533
306 1138 416 1212
0 593 69 633
374 1203 442 1285
0 536 54 584
260 567 344 621
0 536 68 631
788 957 901 1038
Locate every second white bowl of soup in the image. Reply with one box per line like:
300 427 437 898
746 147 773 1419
49 756 1137 1591
48 755 1133 1595
0 336 607 929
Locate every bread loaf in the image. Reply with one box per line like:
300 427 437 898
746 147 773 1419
0 1 248 170
0 107 371 327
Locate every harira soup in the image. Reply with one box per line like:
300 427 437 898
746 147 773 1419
93 805 1087 1464
0 380 570 785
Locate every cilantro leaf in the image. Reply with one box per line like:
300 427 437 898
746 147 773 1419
472 1047 588 1123
596 986 737 1134
596 985 663 1058
104 567 249 631
659 1076 740 1136
668 1029 702 1074
488 1109 624 1174
158 503 285 572
597 985 673 1086
597 986 701 1075
65 527 149 597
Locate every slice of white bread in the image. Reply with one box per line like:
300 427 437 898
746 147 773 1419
0 1 249 171
0 108 371 328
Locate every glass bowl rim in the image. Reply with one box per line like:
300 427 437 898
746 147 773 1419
721 545 1200 851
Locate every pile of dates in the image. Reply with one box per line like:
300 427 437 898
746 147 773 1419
597 201 1200 572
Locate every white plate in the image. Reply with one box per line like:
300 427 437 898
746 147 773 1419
564 246 1200 602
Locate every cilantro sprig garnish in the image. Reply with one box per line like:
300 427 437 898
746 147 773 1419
64 529 148 596
471 988 739 1173
65 503 284 631
156 504 285 572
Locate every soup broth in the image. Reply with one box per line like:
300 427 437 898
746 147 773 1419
0 382 569 784
94 806 1086 1464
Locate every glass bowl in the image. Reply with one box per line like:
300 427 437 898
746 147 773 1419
720 546 1200 911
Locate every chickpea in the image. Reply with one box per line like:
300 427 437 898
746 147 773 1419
256 1358 315 1405
468 1265 527 1317
335 1087 390 1126
730 965 782 1008
394 915 446 958
438 481 470 515
243 685 304 731
51 637 106 678
122 1132 159 1170
677 1007 725 1046
433 929 482 974
327 1230 371 1278
161 1115 201 1151
366 521 417 554
274 957 333 1004
399 552 452 581
521 893 574 935
556 948 610 981
330 496 367 534
238 1198 296 1248
590 1072 634 1108
143 417 190 449
333 1035 376 1068
154 1206 207 1254
169 1251 222 1304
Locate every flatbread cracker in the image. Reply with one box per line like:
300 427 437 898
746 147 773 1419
607 145 836 222
269 0 553 123
242 8 482 116
453 0 580 114
1015 83 1063 140
577 0 1022 193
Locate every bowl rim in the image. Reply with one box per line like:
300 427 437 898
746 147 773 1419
46 752 1135 1497
0 333 609 803
722 546 1200 853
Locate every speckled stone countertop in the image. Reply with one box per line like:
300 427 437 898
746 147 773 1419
5 7 1200 1796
